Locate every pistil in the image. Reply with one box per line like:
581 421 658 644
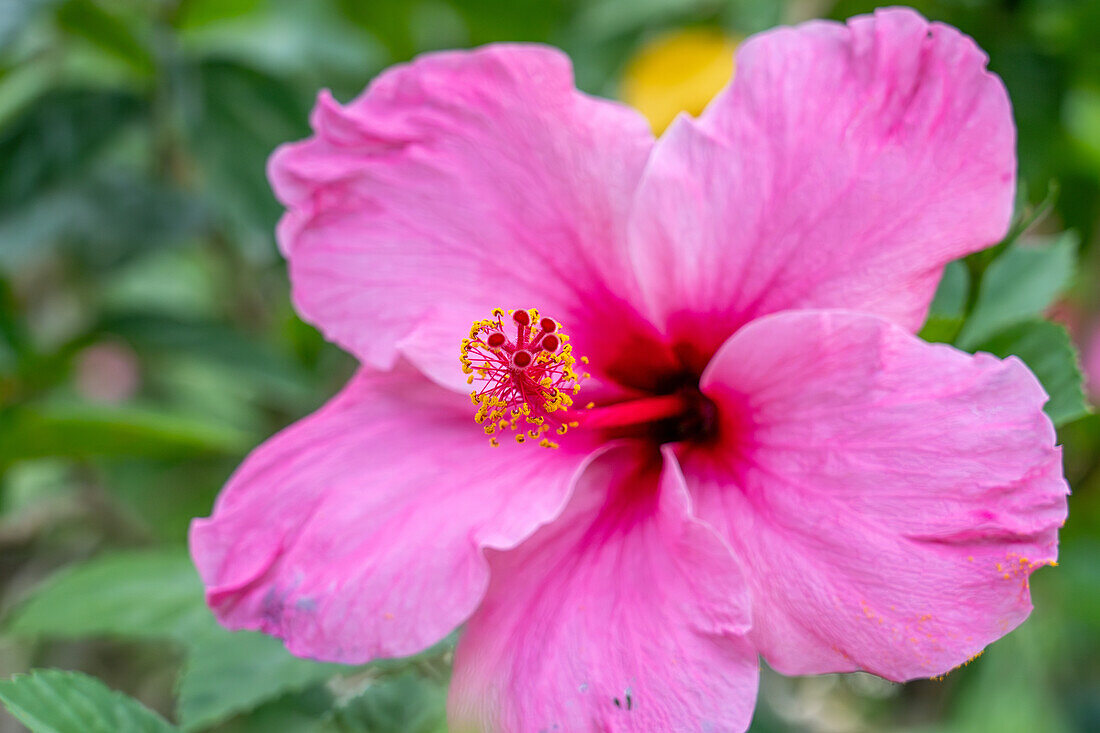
461 308 585 448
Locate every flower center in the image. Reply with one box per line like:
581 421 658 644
461 308 587 448
583 385 719 445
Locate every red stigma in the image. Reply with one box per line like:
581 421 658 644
460 308 585 448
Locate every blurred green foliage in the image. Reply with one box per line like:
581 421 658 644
1 1 1099 731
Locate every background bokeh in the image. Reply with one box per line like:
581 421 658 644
1 1 1099 731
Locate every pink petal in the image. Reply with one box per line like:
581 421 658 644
683 310 1067 681
630 8 1015 366
189 365 600 663
269 44 657 389
449 444 759 733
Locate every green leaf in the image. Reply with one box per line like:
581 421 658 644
929 260 971 319
950 622 1070 733
187 60 310 254
102 313 317 407
0 172 208 271
0 403 252 468
318 673 448 733
176 629 347 731
920 260 970 344
0 0 56 53
721 0 786 34
0 90 178 272
5 549 214 642
55 0 156 76
975 320 1090 427
214 688 335 733
574 0 705 41
96 458 228 543
5 550 357 729
0 89 143 207
956 233 1078 349
175 0 262 29
919 315 964 345
1065 86 1100 168
0 669 177 733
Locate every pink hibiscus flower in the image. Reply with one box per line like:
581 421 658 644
190 8 1068 732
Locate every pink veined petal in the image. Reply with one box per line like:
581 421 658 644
189 364 601 664
269 43 659 390
449 444 759 733
630 7 1016 368
681 310 1068 681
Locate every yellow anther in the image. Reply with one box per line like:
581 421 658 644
462 307 587 449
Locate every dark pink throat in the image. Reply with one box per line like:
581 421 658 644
578 387 719 446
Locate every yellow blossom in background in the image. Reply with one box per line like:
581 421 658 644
621 27 740 134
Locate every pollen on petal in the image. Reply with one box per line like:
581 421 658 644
460 308 585 448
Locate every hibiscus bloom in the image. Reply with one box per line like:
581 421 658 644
190 8 1068 732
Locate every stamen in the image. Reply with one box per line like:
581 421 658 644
461 308 586 448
